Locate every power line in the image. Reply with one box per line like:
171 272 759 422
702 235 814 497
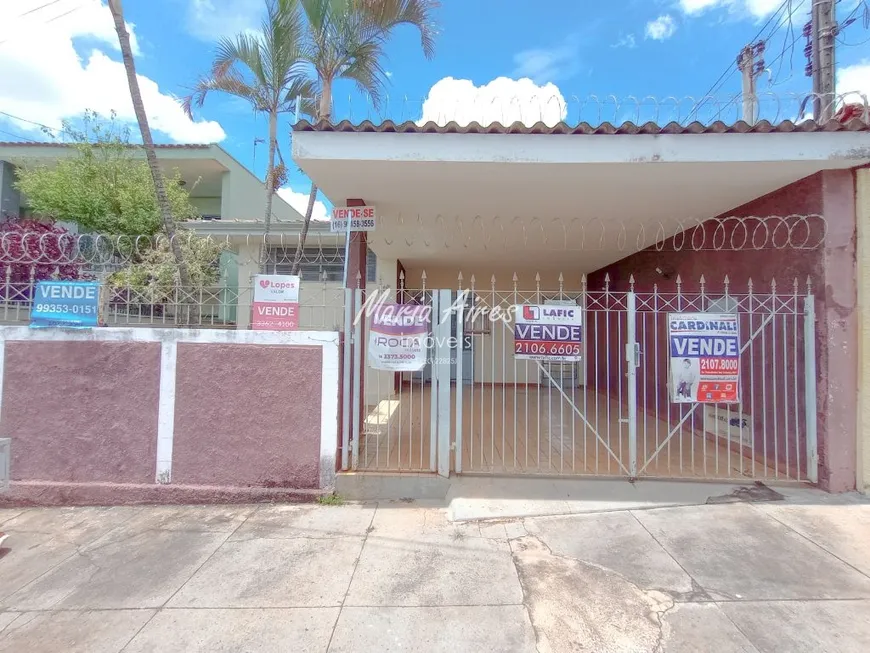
0 109 56 131
0 2 84 47
688 0 794 120
0 128 40 143
15 0 67 19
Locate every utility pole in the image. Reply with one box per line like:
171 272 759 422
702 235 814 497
737 42 764 124
812 0 837 122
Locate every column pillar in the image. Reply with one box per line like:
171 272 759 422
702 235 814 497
855 168 870 494
345 199 368 454
816 169 858 491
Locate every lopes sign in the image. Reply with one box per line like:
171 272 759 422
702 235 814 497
252 274 300 330
513 304 583 362
368 303 430 371
30 281 100 328
668 312 740 404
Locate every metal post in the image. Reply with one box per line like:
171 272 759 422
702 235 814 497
341 288 353 470
437 290 452 477
352 289 363 470
626 291 639 478
803 295 819 483
429 292 440 473
454 291 465 474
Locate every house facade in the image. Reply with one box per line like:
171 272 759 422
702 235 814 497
289 117 870 493
0 141 302 222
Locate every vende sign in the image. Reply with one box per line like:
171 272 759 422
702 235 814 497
330 205 376 233
252 274 300 331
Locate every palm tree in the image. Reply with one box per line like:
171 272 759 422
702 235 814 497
289 0 439 275
183 0 316 239
107 0 191 287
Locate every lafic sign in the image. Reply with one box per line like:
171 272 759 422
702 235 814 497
330 206 376 233
368 303 430 371
513 304 583 362
252 274 300 330
668 313 740 404
30 281 100 328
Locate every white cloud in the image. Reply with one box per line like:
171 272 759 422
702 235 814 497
612 34 637 49
277 186 330 222
512 39 580 84
183 0 263 41
838 61 870 104
0 0 225 143
645 15 677 40
419 77 568 128
678 0 806 19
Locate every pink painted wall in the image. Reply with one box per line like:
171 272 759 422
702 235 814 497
587 170 857 490
171 343 323 489
1 335 333 506
1 341 161 483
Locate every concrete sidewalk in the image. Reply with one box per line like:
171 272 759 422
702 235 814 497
1 485 869 652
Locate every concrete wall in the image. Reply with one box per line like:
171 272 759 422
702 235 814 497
0 327 339 506
0 160 21 218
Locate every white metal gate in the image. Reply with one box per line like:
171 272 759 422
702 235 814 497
342 276 818 483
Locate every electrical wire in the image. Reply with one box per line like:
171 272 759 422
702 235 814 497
14 0 67 19
0 128 40 143
687 0 795 120
0 110 56 131
0 2 85 47
836 0 870 45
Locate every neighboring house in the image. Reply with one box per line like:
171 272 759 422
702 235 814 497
0 142 302 222
182 218 379 330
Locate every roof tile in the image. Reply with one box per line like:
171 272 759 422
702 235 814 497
292 118 870 135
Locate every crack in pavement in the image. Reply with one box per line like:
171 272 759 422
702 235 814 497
509 534 675 653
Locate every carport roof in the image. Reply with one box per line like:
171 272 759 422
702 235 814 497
293 117 870 135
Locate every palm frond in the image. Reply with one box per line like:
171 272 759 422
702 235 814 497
281 77 321 118
355 0 440 59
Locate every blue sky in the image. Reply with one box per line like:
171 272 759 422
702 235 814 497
0 0 868 217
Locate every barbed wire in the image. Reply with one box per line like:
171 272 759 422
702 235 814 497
291 91 870 128
0 214 827 269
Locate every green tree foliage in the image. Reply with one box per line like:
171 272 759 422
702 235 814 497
14 111 199 236
109 233 228 304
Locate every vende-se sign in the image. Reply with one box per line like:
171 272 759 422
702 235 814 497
330 206 376 233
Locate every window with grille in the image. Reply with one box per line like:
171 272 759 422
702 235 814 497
265 247 376 283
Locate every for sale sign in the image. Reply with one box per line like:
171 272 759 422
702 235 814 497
668 313 740 404
368 303 430 371
330 206 376 233
513 304 582 362
252 274 300 330
30 281 100 328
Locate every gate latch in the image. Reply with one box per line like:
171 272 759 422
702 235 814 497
625 343 641 368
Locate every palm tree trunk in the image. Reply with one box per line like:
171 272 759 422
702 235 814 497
261 108 278 268
290 85 332 276
108 0 191 289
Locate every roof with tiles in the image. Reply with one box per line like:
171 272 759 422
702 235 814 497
0 142 211 148
292 117 870 135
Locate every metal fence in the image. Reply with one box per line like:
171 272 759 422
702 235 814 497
292 91 869 128
346 276 817 483
0 277 347 330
